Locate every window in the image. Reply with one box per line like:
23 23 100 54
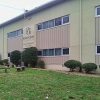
8 53 10 57
48 20 54 28
55 48 61 56
63 48 69 55
43 49 49 56
38 51 42 56
17 29 23 36
49 49 54 56
63 16 69 24
97 46 100 54
38 48 69 57
7 29 23 38
38 24 42 30
43 21 49 29
37 15 69 30
55 17 62 26
96 7 100 16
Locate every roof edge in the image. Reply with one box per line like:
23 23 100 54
0 0 67 28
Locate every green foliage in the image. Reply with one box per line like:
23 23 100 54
0 59 8 66
10 50 21 66
22 47 38 67
0 60 3 65
82 63 97 73
37 60 45 69
2 59 8 65
64 60 82 72
0 69 100 100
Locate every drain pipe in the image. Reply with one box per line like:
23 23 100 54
80 0 82 62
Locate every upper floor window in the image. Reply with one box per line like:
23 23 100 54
43 21 49 29
55 17 62 26
48 20 54 28
37 15 69 30
63 16 69 24
38 24 42 30
96 6 100 17
7 29 23 38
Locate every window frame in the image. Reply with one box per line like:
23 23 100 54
62 48 69 55
37 15 70 31
37 23 43 30
7 29 23 38
38 50 43 56
96 6 100 17
62 16 69 25
96 45 100 55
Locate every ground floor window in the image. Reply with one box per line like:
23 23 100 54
96 45 100 54
38 48 69 57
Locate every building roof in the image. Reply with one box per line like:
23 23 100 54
0 0 67 28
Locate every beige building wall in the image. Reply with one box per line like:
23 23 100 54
0 27 4 59
81 0 100 64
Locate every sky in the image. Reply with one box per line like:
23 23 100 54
0 0 53 24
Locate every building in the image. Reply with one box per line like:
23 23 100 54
0 0 100 71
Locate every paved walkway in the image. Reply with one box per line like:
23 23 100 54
33 68 100 77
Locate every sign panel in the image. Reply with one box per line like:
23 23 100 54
23 26 35 48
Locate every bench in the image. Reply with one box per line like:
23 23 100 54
0 67 10 73
16 66 25 72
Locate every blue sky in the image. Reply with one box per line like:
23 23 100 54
0 0 52 24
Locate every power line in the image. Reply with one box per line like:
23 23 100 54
0 3 25 11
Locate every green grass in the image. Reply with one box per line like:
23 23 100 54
0 68 100 100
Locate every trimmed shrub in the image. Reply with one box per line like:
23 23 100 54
2 59 8 65
10 50 21 66
0 60 3 65
64 60 82 72
37 60 45 69
82 63 97 73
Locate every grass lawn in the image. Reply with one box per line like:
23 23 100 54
0 68 100 100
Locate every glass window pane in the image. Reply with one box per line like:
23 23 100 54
48 20 54 28
17 29 23 36
38 24 42 30
63 16 69 24
38 51 42 56
97 46 100 53
49 49 54 56
97 7 100 16
43 49 49 56
63 48 69 55
55 17 62 26
43 21 49 29
55 48 61 56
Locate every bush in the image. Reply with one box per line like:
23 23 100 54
37 60 45 69
82 63 97 73
0 60 3 65
2 59 8 65
64 60 82 72
22 47 38 67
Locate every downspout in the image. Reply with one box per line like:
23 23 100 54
80 0 82 62
3 26 4 59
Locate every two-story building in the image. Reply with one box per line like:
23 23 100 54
0 0 100 71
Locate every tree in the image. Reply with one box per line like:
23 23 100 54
22 47 38 67
10 50 21 66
